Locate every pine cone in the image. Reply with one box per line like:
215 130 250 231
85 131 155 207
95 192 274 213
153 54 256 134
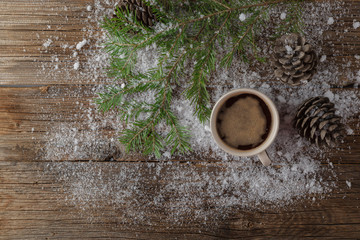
115 0 156 27
293 96 346 147
272 33 318 86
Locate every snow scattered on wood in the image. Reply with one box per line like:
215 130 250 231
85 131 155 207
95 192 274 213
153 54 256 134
327 17 334 25
35 0 359 226
76 39 87 50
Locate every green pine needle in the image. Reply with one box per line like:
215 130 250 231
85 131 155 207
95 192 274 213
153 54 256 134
97 0 304 158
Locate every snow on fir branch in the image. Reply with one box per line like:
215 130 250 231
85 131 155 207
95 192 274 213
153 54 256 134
96 0 303 158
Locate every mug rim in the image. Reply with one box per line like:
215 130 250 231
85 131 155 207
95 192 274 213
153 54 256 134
210 88 279 157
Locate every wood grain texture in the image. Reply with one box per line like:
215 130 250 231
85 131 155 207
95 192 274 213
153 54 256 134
0 85 358 163
0 0 360 239
0 161 358 239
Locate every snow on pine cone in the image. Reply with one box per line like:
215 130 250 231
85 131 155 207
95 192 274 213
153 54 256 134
272 33 318 86
293 96 346 147
115 0 157 27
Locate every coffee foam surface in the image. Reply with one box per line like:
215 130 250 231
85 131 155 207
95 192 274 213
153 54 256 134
218 96 267 148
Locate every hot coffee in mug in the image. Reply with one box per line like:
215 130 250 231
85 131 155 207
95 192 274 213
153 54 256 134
210 89 279 166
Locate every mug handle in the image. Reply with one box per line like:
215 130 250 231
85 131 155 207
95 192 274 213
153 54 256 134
257 150 271 166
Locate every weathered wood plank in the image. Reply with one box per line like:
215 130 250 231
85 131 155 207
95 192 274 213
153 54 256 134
0 0 359 239
1 0 360 85
0 85 121 161
0 161 358 239
0 85 359 163
0 0 97 85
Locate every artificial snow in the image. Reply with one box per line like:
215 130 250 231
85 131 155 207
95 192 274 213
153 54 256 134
346 128 354 135
346 180 352 188
76 39 87 50
324 90 335 101
353 21 360 29
277 95 286 103
163 151 171 158
35 0 359 227
239 13 246 22
327 17 334 25
42 38 52 48
320 55 327 62
280 12 286 20
73 61 80 70
285 45 294 55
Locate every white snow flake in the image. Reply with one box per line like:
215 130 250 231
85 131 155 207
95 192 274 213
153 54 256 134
239 13 246 22
327 17 334 25
280 12 286 20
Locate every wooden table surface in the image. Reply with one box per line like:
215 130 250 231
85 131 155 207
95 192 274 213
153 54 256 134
1 0 360 239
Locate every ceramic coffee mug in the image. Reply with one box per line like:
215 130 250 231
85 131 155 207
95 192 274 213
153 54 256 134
210 88 279 166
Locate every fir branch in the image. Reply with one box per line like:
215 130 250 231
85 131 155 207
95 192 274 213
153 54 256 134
97 0 304 157
221 6 268 66
164 109 191 154
273 0 304 38
211 0 231 10
183 0 285 25
114 50 189 156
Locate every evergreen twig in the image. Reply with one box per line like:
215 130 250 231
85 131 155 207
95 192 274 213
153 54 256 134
97 0 304 157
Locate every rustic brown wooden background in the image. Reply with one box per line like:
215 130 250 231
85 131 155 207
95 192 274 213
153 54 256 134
1 0 360 239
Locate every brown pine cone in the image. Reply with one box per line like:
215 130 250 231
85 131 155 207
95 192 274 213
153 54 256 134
115 0 157 27
272 33 318 86
293 96 346 147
